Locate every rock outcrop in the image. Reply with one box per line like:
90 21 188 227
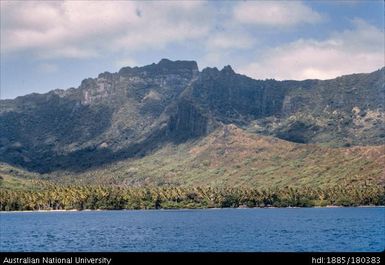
0 59 384 173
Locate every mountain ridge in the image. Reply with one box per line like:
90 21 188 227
1 59 384 175
3 60 384 101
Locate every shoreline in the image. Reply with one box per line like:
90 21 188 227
1 205 384 213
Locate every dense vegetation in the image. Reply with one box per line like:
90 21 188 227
1 60 384 174
48 126 385 190
1 184 384 211
1 60 384 211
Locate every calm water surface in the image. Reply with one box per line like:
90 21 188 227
1 208 384 252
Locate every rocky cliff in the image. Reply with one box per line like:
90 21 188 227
1 59 384 173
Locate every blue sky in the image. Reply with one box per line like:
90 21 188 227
1 0 384 99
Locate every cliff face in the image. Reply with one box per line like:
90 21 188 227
187 65 384 146
255 69 385 145
189 66 288 122
0 59 384 173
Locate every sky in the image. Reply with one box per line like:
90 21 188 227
1 0 384 99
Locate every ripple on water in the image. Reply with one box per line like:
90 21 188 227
1 208 384 252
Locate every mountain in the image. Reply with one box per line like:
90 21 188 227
0 59 384 181
46 124 385 189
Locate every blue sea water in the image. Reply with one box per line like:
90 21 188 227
0 208 384 252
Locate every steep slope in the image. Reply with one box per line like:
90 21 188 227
0 59 210 172
0 59 384 174
187 66 385 146
254 68 385 146
52 124 385 189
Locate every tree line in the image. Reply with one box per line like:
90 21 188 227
1 184 384 211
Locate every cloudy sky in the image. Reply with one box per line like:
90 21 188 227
1 0 384 99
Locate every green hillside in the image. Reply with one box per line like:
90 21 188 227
1 60 384 210
45 124 384 189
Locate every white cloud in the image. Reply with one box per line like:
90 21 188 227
238 19 384 80
233 1 323 27
0 1 210 59
109 2 211 51
1 0 383 82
